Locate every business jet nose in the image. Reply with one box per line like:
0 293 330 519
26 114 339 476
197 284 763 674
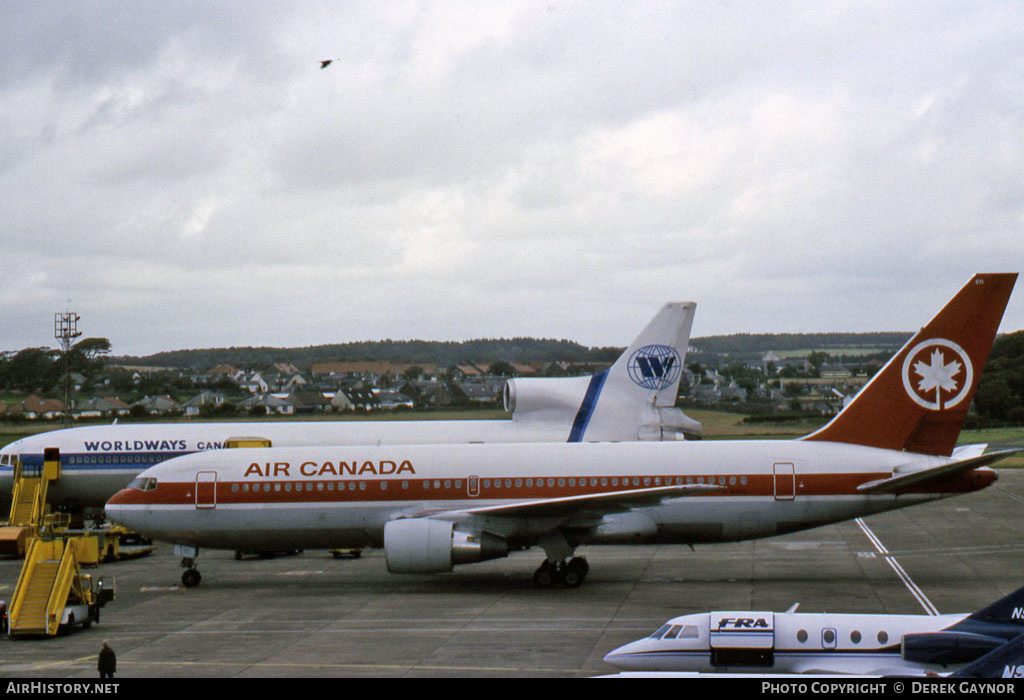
603 641 644 670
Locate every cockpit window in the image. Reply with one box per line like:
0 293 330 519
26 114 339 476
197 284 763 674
128 477 158 492
649 624 671 639
663 625 683 640
0 453 13 467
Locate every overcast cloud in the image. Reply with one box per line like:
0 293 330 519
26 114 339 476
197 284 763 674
2 2 1022 355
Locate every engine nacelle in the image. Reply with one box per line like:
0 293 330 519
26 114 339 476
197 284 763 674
901 631 1005 665
503 376 590 418
384 518 509 574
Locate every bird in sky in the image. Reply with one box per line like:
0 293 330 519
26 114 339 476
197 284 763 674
320 59 335 69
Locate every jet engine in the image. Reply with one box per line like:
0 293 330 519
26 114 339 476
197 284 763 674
503 376 591 419
383 518 509 574
503 377 703 441
901 631 1005 665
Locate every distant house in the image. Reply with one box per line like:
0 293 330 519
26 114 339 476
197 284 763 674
238 372 269 394
330 391 355 411
288 388 329 413
339 387 380 411
312 361 438 383
12 395 66 420
375 390 415 410
184 391 226 417
239 393 294 416
131 395 179 415
819 363 853 380
74 396 131 419
458 381 503 405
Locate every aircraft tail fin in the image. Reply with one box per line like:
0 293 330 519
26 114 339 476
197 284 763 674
803 274 1017 456
962 585 1024 629
506 302 700 441
950 633 1024 678
569 301 699 441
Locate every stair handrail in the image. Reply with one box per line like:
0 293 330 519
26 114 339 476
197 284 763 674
45 539 79 635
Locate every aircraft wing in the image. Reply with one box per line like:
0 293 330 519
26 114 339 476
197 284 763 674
856 449 1019 495
431 483 723 522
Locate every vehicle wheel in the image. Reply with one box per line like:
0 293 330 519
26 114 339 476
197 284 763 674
533 564 554 588
182 569 202 587
569 557 589 576
563 567 584 588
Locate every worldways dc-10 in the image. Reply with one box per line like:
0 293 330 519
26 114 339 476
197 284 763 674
106 274 1018 589
1 302 700 509
603 584 1024 675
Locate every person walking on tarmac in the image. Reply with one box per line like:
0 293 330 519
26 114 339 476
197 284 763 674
98 640 116 678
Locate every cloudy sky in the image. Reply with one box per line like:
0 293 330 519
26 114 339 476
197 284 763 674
2 2 1022 356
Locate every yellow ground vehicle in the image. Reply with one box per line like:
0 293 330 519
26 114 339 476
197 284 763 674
7 538 115 636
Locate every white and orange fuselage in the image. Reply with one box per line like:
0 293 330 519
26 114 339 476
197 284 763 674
105 439 995 553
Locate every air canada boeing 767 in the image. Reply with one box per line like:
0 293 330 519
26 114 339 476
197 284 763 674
106 274 1018 589
2 302 700 508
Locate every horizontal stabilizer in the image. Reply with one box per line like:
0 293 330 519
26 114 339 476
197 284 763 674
856 449 1018 495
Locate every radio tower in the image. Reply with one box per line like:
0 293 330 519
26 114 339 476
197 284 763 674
55 312 82 427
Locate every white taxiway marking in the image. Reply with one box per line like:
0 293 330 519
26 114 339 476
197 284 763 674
856 517 939 616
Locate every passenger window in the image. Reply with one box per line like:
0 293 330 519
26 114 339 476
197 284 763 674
851 631 861 644
878 631 888 644
797 630 808 643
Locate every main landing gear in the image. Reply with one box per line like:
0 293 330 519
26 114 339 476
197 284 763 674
533 557 589 589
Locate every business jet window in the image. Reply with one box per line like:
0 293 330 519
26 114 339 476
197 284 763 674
797 630 808 643
851 631 862 644
663 625 682 640
877 631 888 644
679 625 699 639
649 624 672 639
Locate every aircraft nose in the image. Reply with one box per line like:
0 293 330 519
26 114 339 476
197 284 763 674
104 489 135 526
603 642 643 670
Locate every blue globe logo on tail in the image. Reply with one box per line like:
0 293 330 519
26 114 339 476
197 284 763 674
627 345 682 390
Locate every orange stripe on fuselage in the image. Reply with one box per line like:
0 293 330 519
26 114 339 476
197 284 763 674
107 468 994 507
